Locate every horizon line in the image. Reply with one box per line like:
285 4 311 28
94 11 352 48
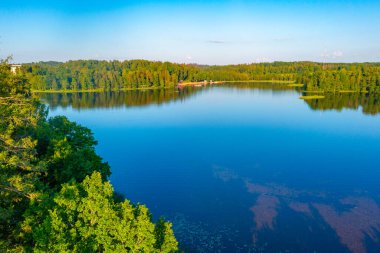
10 59 380 66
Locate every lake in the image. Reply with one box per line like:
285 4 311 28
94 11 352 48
39 83 380 253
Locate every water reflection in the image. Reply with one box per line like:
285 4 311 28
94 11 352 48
39 87 197 110
39 84 380 116
303 92 380 115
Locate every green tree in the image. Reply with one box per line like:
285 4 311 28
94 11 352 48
33 172 178 253
0 58 47 250
36 116 110 188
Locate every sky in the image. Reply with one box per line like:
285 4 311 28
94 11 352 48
1 0 380 65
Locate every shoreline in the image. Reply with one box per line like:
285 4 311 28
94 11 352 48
33 80 291 93
302 90 369 94
178 81 224 87
177 79 295 87
32 86 174 94
32 81 372 94
223 80 295 84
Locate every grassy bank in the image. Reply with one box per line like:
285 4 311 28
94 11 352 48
288 83 304 87
32 89 104 93
32 86 175 94
223 80 295 84
302 90 369 94
299 95 325 100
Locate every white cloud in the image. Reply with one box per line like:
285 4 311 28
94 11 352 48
254 57 273 63
320 50 344 60
332 51 343 58
206 40 226 44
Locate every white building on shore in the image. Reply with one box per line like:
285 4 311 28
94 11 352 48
10 64 22 74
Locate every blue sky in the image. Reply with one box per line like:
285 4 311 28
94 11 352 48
1 0 379 64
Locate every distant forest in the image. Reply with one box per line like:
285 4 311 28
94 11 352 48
22 60 380 92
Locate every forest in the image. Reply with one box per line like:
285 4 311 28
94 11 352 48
0 60 178 252
22 60 380 93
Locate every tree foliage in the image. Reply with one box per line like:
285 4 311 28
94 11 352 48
0 60 47 250
33 172 177 253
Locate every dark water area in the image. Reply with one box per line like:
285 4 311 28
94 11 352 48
39 83 380 253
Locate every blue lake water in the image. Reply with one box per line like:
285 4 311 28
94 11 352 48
41 84 380 253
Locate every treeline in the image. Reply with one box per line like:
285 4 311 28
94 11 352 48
296 63 380 92
0 60 178 252
24 60 197 91
22 60 380 92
